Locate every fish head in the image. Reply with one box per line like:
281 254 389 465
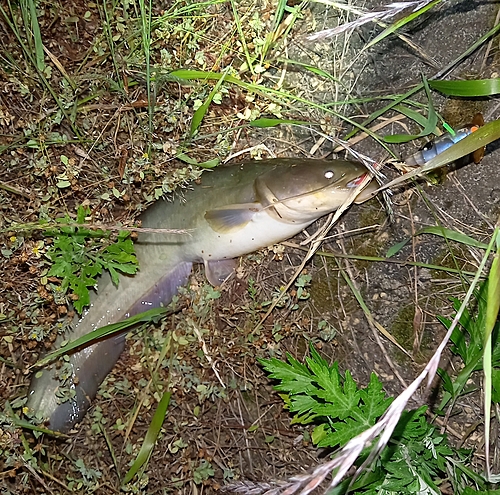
255 159 377 224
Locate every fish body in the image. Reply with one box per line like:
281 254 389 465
27 158 376 432
405 113 484 166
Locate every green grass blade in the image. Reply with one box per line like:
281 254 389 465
249 117 310 128
364 0 443 51
272 0 287 27
259 0 288 61
169 69 393 153
385 239 410 258
287 243 479 277
435 235 499 414
483 330 492 479
191 117 311 143
277 58 341 82
346 21 500 140
437 333 484 412
345 85 422 140
101 0 123 92
485 228 500 343
391 104 432 128
139 0 153 150
484 227 500 478
260 1 306 63
416 226 489 250
418 76 438 131
384 77 438 143
1 3 81 138
430 78 500 97
33 307 171 368
26 0 45 71
230 0 254 74
122 391 171 485
175 152 219 168
152 0 226 23
190 73 227 137
98 421 120 477
325 95 427 108
5 404 69 438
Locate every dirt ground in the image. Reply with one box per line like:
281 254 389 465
1 0 500 494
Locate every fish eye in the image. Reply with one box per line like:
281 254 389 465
324 170 335 179
423 142 434 151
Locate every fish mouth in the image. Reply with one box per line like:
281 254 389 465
347 173 379 203
346 173 370 188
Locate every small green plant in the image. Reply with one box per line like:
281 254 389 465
261 345 484 494
264 273 313 311
192 459 215 485
437 283 500 412
294 272 312 301
247 277 259 301
44 205 138 313
66 458 102 492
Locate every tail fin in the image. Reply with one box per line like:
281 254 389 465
27 261 193 432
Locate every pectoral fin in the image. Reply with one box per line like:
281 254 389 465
204 258 238 286
205 203 261 234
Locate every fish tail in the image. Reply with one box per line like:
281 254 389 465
27 261 193 432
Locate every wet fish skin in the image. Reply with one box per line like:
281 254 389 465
27 158 376 432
